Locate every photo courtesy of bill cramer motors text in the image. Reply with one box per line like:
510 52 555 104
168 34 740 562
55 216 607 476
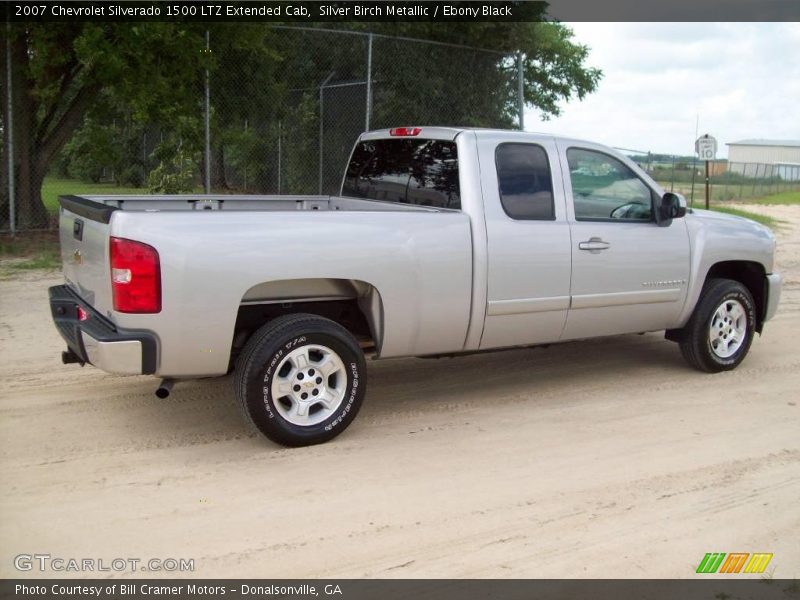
13 584 344 597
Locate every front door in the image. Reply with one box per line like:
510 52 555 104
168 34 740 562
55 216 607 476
558 144 691 340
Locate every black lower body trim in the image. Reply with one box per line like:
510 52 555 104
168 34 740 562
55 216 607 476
49 285 158 374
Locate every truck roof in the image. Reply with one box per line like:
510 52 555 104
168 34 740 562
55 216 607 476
359 126 601 148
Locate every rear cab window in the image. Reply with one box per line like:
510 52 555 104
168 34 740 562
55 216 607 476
342 138 460 209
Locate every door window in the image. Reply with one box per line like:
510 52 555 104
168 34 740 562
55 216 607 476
495 143 555 220
567 148 654 221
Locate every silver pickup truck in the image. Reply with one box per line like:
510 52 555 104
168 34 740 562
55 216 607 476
50 127 782 446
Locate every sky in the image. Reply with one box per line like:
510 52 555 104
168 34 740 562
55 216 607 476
528 23 800 157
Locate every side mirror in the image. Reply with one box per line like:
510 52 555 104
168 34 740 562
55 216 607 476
657 192 687 225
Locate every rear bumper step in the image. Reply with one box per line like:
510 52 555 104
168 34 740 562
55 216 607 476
49 285 158 375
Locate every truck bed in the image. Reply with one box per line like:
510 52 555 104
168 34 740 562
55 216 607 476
57 193 474 376
62 194 447 215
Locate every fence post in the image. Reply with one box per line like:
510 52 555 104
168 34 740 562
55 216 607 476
769 165 774 196
6 21 15 236
142 132 147 183
751 163 759 197
242 119 248 191
517 52 524 131
277 120 282 194
365 33 373 131
670 154 675 192
204 30 211 194
738 163 744 199
319 72 334 195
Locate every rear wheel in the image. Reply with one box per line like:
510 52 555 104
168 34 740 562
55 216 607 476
679 278 756 373
235 314 366 446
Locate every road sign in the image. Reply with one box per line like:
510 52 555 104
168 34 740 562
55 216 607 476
694 134 717 210
695 134 717 160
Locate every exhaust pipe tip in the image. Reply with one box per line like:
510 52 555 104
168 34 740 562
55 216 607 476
62 349 85 366
155 378 175 399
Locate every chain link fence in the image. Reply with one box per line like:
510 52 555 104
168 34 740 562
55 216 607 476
617 149 800 205
3 26 799 233
1 26 519 233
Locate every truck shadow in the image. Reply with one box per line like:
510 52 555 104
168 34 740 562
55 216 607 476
365 332 687 411
115 332 690 449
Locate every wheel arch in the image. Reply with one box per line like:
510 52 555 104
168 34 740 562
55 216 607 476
230 278 385 367
703 261 766 332
668 260 767 342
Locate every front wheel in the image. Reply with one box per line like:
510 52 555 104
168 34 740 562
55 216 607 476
679 278 756 373
235 314 367 446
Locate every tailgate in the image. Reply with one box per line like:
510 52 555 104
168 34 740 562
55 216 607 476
58 195 116 316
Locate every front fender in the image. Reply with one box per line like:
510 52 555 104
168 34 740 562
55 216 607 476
677 210 775 327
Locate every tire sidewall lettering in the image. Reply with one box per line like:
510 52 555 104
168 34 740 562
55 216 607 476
261 336 306 420
706 290 755 366
258 335 361 430
324 362 360 432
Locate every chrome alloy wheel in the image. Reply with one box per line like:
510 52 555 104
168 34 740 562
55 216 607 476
708 299 747 359
270 344 347 426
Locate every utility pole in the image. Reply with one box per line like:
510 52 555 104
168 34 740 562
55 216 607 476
6 21 16 235
365 34 373 131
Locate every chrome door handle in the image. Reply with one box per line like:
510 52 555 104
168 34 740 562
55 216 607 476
578 237 610 253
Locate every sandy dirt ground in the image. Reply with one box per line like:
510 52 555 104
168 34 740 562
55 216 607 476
1 206 798 579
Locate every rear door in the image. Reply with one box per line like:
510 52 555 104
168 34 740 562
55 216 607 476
479 133 572 349
557 143 690 339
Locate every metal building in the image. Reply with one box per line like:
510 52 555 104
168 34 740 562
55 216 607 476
726 139 800 180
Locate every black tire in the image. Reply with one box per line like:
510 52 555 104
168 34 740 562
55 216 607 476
235 313 367 447
679 278 756 373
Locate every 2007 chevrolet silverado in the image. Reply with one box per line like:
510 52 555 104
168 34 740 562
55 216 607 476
50 127 782 446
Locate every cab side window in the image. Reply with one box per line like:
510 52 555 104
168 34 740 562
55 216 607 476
495 143 555 220
567 148 654 221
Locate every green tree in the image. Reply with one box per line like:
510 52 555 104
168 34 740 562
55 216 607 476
266 22 601 191
352 21 602 120
61 113 147 185
1 21 600 228
1 24 211 228
206 26 283 190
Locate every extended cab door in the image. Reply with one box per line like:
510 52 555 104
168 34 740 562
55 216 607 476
478 133 572 349
557 142 691 339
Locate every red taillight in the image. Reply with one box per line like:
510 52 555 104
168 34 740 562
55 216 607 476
110 237 161 313
389 127 421 137
77 306 89 322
